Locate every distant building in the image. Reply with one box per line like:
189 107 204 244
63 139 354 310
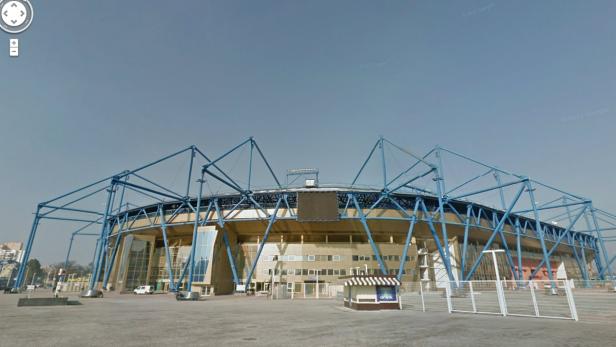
0 242 24 288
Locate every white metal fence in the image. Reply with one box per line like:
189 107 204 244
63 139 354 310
400 280 584 321
448 280 578 320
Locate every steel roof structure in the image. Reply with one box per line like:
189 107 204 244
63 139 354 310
13 137 616 291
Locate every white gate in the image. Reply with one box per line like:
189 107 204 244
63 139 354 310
448 280 578 321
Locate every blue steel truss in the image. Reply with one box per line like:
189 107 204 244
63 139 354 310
13 137 616 292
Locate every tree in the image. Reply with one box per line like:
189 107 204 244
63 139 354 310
25 258 42 285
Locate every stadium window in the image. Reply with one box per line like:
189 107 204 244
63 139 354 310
302 269 308 276
295 269 301 276
352 255 359 261
308 255 315 261
308 269 315 276
333 269 340 276
340 269 346 276
328 269 333 276
327 255 333 261
333 255 341 261
372 255 377 261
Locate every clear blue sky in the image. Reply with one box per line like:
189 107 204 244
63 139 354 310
1 1 615 265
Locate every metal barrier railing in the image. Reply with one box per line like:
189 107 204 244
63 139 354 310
400 280 580 321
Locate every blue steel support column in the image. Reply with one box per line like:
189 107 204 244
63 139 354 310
525 180 556 287
351 194 388 275
419 200 456 282
247 139 254 191
529 206 587 279
571 237 590 286
185 146 195 197
214 199 240 286
244 197 283 289
63 234 75 273
460 205 472 280
221 231 239 285
187 175 205 291
90 238 101 284
397 200 420 281
493 171 507 210
464 183 526 281
89 182 116 290
102 232 123 290
14 206 42 289
582 211 605 278
589 205 614 281
514 218 524 281
159 205 176 292
102 213 128 289
379 136 387 188
564 197 589 284
579 236 590 282
434 155 455 284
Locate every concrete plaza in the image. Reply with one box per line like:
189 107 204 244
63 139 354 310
0 290 615 346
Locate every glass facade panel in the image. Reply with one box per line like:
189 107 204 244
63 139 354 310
193 229 218 283
124 239 151 291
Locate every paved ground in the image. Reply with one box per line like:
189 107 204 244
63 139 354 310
1 290 615 347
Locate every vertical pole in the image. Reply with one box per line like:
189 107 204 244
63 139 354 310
469 281 477 313
564 279 579 321
316 270 319 299
419 282 425 312
445 281 453 313
187 174 205 291
14 206 41 289
488 250 507 316
530 281 540 317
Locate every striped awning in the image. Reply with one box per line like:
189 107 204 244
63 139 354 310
343 276 401 287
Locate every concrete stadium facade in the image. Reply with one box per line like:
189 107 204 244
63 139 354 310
104 188 595 295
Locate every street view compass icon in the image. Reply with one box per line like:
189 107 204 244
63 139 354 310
0 0 33 34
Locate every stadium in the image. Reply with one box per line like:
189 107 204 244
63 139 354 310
13 137 616 296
